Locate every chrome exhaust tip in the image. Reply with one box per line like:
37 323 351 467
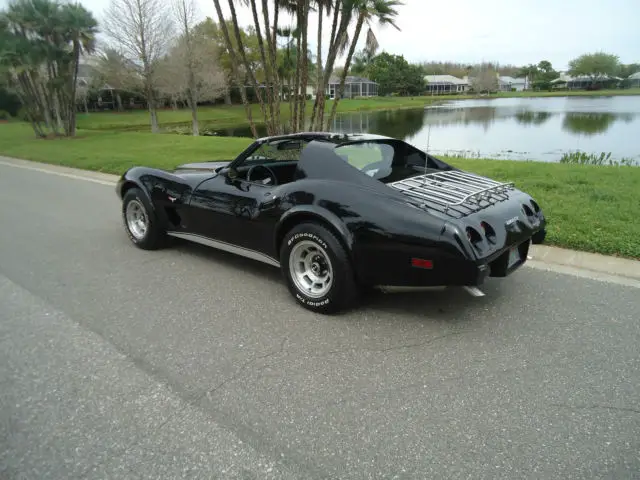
463 286 486 297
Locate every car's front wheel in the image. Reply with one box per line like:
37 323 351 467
122 187 166 250
280 222 359 314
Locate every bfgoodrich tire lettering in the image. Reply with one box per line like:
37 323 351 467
121 187 166 250
280 222 358 314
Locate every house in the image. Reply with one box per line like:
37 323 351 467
424 75 469 94
550 72 621 89
498 76 526 92
628 72 640 87
327 76 379 99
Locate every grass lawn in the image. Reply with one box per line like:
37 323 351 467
76 97 437 131
1 121 638 259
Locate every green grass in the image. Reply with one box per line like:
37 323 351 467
1 121 638 259
445 157 640 259
0 122 252 172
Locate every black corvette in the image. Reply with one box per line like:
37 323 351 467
116 132 547 313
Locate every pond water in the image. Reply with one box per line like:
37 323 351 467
202 96 640 164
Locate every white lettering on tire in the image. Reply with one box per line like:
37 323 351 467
287 232 328 250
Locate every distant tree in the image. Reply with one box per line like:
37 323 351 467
366 52 424 96
159 0 226 135
618 63 640 79
350 47 376 76
537 60 553 74
568 52 620 85
102 0 175 133
91 48 140 111
469 65 498 93
156 33 226 126
517 64 539 89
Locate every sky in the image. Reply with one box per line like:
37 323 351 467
3 0 639 71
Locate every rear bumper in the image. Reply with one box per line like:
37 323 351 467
357 237 531 290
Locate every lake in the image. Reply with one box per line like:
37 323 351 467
204 95 640 164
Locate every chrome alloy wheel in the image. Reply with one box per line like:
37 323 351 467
125 199 149 240
289 240 333 298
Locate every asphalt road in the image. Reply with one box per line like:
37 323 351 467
1 162 639 479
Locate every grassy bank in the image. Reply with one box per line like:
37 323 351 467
75 89 640 131
1 122 638 259
76 97 435 131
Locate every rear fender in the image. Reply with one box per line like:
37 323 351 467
275 205 354 259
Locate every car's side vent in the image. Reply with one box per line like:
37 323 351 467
165 207 182 228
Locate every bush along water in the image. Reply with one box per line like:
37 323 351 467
559 151 638 166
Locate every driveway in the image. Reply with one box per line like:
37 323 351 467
1 160 639 479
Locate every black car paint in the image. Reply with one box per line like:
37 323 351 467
116 132 546 289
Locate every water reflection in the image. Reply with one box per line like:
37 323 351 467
514 111 552 126
191 96 640 163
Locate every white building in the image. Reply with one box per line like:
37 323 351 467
498 76 527 91
628 72 640 87
424 75 469 94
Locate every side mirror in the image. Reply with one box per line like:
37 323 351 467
221 166 238 181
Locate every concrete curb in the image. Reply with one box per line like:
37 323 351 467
1 155 639 282
528 245 640 281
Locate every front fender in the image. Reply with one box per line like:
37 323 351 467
116 167 156 209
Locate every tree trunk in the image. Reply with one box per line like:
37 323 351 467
147 84 159 133
83 95 89 113
68 41 80 137
326 13 364 130
226 0 270 132
250 0 274 134
310 2 324 131
212 0 258 137
292 10 302 133
116 93 123 111
224 88 232 105
188 70 199 135
297 0 310 131
262 0 281 134
312 2 344 130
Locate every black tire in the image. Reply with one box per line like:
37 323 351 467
280 222 359 314
121 187 166 250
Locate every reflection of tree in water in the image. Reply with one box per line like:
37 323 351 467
421 106 498 132
514 111 552 126
562 112 617 136
328 108 426 139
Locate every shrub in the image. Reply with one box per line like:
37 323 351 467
0 110 11 120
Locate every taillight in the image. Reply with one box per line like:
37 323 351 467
480 221 496 243
466 227 482 246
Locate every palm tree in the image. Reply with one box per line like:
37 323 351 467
211 0 259 136
310 0 333 129
310 0 352 130
326 0 402 130
60 2 98 136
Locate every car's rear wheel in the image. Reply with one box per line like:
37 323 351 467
280 222 359 314
122 187 166 250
